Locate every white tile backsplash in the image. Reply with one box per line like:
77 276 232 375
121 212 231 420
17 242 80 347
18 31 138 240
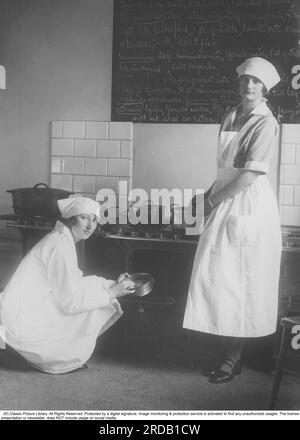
109 122 133 140
280 205 300 226
51 120 133 204
95 176 119 193
279 185 294 205
108 158 132 177
280 124 300 226
280 164 300 185
296 145 300 164
294 186 300 205
84 158 107 176
63 121 85 139
50 174 73 191
52 139 73 156
118 178 132 194
120 141 133 158
51 157 62 174
73 175 95 193
62 157 84 175
97 140 120 158
86 122 108 139
282 124 300 144
74 139 97 157
281 144 296 164
51 121 63 138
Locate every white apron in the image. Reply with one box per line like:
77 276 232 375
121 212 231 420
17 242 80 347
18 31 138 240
183 130 282 337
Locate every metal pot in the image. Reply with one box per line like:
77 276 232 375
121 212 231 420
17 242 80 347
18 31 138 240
117 272 155 297
7 183 73 218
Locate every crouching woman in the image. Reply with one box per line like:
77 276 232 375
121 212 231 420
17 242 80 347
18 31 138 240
0 196 133 374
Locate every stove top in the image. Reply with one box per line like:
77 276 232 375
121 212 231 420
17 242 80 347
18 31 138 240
100 223 197 241
0 214 57 228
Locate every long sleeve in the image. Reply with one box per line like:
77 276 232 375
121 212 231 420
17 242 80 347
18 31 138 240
46 241 112 314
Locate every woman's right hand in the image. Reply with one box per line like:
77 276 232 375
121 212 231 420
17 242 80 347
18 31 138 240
107 280 135 299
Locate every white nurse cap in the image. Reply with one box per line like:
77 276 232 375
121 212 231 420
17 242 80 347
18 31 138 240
57 196 100 221
236 57 281 92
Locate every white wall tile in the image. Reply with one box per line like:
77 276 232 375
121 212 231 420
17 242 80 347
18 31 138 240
294 186 300 205
95 176 119 194
109 122 133 140
51 157 62 174
279 185 294 205
282 124 300 144
280 164 300 185
62 157 84 175
280 205 300 226
120 141 133 158
74 139 97 157
63 121 85 139
97 140 120 158
281 144 296 164
72 192 97 199
117 195 129 209
86 122 108 139
73 175 95 193
108 159 132 177
118 178 132 195
51 139 73 156
50 174 73 191
295 145 300 164
84 158 107 175
51 121 63 138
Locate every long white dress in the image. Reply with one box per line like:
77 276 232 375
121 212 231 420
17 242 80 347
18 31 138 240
183 101 282 338
0 221 122 374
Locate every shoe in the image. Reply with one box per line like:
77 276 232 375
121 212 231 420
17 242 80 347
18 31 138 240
209 358 242 384
67 363 88 374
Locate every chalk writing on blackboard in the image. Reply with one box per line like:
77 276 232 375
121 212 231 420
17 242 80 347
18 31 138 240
112 0 300 123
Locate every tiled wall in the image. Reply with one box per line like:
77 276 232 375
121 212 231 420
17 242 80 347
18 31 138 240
280 124 300 227
50 121 133 207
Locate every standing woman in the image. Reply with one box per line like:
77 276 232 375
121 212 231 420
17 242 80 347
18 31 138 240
183 57 282 383
0 196 134 374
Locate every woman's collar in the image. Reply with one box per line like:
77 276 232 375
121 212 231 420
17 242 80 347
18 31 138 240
235 99 271 116
54 220 75 244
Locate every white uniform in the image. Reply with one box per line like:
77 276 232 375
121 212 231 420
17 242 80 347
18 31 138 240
183 101 282 337
0 221 122 374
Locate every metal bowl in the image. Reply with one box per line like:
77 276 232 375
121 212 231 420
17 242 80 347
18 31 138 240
118 272 155 297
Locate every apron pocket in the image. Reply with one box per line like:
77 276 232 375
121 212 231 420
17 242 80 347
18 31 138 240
226 215 258 247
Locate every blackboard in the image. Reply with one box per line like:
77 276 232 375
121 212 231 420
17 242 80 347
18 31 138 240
111 0 300 123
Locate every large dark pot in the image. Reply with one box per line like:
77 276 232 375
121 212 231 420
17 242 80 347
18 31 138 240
7 183 73 218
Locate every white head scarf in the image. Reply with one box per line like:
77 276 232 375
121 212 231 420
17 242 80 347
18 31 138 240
57 196 100 221
236 57 281 92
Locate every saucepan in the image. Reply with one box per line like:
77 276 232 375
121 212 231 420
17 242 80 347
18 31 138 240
117 272 155 297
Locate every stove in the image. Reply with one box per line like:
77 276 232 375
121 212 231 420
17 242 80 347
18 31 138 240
99 223 198 241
